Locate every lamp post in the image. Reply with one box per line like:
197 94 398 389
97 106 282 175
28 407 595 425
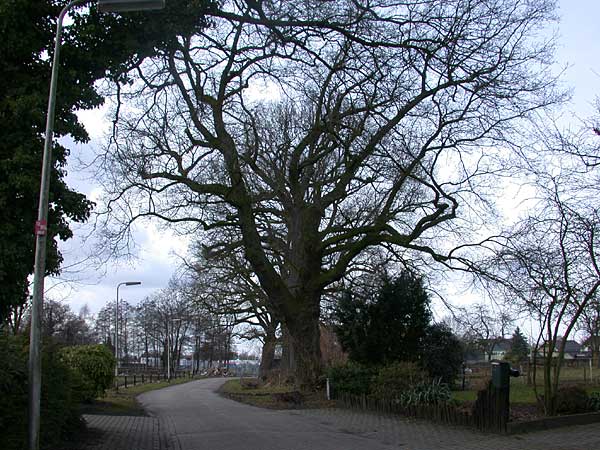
28 2 163 450
115 281 142 377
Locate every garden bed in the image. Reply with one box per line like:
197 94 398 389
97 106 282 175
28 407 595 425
219 378 335 410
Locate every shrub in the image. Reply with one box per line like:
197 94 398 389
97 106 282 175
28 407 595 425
370 361 428 400
555 386 590 414
589 392 600 412
397 379 452 407
0 334 28 450
60 344 115 402
421 323 463 387
0 335 81 450
327 362 377 397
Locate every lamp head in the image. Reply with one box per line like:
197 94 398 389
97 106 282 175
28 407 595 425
125 281 142 286
98 0 165 12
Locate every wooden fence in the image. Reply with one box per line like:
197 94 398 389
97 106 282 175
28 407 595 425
335 381 507 433
114 370 193 389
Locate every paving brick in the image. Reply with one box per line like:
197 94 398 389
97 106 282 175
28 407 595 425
293 408 600 450
81 415 161 450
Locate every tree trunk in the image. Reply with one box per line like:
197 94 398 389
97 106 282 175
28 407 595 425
284 301 322 389
259 330 277 379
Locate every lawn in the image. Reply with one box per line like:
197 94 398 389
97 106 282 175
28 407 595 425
452 379 600 405
81 377 197 416
219 378 334 410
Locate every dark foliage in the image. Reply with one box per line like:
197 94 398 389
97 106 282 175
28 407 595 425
0 334 81 450
589 392 600 412
369 361 427 400
421 323 463 386
327 362 377 397
504 327 529 363
59 344 115 402
334 271 432 365
555 386 590 414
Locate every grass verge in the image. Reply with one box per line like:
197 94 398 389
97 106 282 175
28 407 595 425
452 383 600 404
81 377 197 416
219 378 335 410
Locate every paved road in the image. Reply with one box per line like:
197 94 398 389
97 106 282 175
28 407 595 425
136 378 600 450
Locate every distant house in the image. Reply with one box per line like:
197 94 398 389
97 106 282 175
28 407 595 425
580 335 600 355
139 351 162 368
463 338 512 363
538 339 583 360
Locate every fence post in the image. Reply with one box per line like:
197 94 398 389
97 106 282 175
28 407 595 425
134 375 137 386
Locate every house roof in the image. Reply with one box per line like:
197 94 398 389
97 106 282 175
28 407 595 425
544 339 581 354
562 340 581 354
492 339 512 352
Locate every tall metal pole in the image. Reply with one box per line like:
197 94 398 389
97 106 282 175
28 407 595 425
167 319 171 380
28 3 89 450
115 283 122 378
28 2 162 448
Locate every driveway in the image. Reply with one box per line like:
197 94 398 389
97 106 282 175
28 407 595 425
138 378 600 450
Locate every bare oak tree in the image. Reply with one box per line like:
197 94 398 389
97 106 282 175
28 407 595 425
99 0 560 384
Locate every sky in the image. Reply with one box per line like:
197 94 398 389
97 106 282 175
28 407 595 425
50 0 600 323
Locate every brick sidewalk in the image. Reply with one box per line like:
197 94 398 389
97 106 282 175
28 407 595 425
81 415 163 450
293 408 600 450
79 409 600 450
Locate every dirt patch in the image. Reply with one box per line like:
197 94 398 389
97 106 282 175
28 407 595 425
219 379 336 410
510 403 543 422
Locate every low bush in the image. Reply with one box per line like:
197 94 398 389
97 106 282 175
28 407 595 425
370 361 428 400
327 362 377 397
397 378 452 407
555 386 590 414
0 335 82 450
0 334 28 450
589 392 600 412
60 344 115 402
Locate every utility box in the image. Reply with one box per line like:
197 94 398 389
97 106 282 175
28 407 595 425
491 361 520 389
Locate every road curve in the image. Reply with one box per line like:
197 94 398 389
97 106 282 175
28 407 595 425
138 378 600 450
138 378 393 450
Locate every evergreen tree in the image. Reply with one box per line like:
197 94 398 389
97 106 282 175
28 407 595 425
421 323 463 386
505 327 529 363
335 271 432 365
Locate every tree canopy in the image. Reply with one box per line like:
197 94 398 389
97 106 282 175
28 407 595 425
98 0 561 384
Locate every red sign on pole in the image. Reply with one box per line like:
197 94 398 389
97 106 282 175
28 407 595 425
34 220 47 236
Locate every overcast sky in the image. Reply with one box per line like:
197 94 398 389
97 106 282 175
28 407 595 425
50 0 600 320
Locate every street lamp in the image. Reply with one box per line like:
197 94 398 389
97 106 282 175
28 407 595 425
99 0 166 11
28 2 163 450
115 281 142 377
